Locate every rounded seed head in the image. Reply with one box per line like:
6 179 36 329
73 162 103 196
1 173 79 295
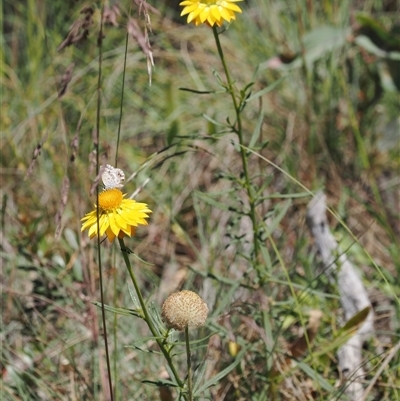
161 290 209 331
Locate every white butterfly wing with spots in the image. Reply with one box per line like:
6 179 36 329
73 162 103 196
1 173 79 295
102 164 125 189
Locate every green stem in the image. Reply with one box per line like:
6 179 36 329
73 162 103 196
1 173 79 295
185 326 193 401
212 26 262 281
118 238 187 398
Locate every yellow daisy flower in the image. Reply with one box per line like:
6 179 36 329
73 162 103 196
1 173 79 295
179 0 243 27
81 188 152 242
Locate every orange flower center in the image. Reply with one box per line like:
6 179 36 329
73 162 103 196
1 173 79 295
98 189 123 211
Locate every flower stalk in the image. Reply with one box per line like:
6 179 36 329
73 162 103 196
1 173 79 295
117 238 187 398
185 326 194 401
212 26 262 281
161 290 208 400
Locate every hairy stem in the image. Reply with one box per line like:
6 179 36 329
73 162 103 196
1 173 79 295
212 26 262 281
185 326 193 401
118 238 187 399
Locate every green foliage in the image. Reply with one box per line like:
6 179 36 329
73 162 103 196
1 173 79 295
2 0 399 400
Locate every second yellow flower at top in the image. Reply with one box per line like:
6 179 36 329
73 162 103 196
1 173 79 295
179 0 243 27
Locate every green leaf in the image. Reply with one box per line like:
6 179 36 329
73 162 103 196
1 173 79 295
206 271 243 286
249 109 264 149
314 307 372 357
141 379 179 388
264 200 292 237
64 227 79 250
194 190 234 211
303 25 348 52
194 344 251 395
91 302 142 318
125 344 163 355
257 191 312 200
246 77 285 102
260 243 272 273
242 81 255 94
354 35 400 60
72 259 83 282
261 26 348 70
356 14 400 48
201 113 227 127
179 87 217 94
193 358 208 393
166 119 179 146
262 311 275 371
297 361 335 392
128 284 141 310
130 252 155 267
340 306 371 334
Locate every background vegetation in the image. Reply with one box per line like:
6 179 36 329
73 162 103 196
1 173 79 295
1 0 399 400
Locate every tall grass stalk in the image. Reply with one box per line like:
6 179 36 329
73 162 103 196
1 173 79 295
95 3 114 399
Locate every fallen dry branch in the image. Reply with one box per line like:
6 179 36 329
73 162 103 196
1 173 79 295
306 192 374 400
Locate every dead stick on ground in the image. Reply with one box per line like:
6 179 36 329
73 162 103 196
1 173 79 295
306 192 374 401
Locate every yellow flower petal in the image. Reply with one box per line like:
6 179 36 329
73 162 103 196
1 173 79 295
108 213 119 236
188 5 205 23
179 0 243 26
115 213 128 230
210 5 221 20
88 220 98 238
180 3 199 16
106 227 116 242
222 3 242 12
219 7 231 21
99 214 109 236
199 8 210 23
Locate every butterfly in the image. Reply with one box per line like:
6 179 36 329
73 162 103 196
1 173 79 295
101 164 125 189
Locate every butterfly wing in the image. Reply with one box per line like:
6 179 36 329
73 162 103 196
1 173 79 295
102 165 125 189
